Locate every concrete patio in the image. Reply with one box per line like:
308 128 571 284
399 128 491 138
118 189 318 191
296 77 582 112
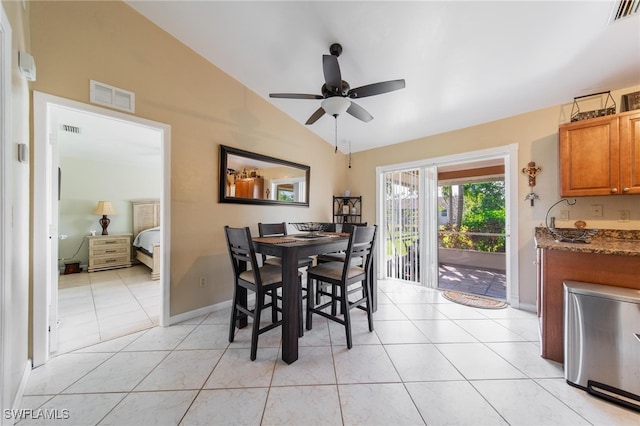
438 263 506 300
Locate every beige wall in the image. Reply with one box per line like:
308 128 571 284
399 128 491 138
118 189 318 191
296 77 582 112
348 84 640 306
2 0 32 413
29 1 345 317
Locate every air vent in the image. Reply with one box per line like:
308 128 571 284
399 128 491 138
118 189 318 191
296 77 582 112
61 124 80 134
611 0 639 21
89 80 135 113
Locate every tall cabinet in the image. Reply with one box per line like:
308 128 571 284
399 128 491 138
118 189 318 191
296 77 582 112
333 196 362 223
559 110 640 196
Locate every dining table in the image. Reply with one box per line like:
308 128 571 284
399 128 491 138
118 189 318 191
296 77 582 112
251 232 377 364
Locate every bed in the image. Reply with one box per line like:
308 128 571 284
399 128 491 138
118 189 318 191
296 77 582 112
132 200 161 280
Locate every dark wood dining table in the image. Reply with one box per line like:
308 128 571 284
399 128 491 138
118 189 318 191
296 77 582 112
252 232 376 364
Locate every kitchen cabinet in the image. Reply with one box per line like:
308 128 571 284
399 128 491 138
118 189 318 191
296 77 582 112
333 196 362 223
559 110 640 196
235 177 264 199
88 234 132 272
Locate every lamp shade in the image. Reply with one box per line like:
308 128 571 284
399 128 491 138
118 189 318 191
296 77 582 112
321 97 351 116
93 201 117 216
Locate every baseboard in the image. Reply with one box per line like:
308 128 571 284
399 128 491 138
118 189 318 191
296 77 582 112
168 299 233 326
518 302 536 313
6 360 32 425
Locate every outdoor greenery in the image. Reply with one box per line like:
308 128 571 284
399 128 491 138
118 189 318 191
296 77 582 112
439 181 506 252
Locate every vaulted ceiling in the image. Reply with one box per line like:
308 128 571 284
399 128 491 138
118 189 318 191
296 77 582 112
117 2 637 154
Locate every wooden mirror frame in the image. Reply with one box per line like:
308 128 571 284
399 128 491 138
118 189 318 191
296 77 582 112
219 145 310 206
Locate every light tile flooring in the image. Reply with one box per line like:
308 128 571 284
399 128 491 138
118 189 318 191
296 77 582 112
56 265 160 355
20 279 638 425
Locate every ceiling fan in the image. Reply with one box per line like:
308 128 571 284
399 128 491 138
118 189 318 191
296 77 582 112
269 43 406 125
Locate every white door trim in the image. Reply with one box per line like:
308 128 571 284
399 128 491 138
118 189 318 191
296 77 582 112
0 3 12 417
376 144 520 305
32 92 171 366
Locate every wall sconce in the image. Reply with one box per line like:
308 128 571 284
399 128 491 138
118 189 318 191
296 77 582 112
522 161 542 206
92 201 117 235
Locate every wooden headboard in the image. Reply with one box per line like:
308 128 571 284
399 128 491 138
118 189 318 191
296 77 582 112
132 199 160 237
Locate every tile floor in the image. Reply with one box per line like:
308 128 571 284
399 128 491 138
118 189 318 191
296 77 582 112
19 279 639 425
56 265 160 355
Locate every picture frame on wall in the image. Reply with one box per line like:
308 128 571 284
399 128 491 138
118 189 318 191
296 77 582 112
621 91 640 112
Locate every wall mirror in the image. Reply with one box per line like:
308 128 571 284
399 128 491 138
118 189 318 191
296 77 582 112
219 145 310 206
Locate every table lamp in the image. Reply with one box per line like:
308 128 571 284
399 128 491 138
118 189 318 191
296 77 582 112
93 201 117 235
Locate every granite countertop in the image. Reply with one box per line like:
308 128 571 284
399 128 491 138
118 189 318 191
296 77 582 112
535 227 640 256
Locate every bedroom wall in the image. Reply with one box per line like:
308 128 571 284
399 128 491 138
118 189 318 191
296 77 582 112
348 84 640 308
29 1 344 318
58 156 161 269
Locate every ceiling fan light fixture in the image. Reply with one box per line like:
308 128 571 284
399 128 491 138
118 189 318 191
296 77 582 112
321 96 351 117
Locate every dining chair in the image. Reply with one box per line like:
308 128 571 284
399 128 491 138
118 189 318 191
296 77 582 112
306 225 377 349
315 222 368 305
224 226 301 360
257 222 313 269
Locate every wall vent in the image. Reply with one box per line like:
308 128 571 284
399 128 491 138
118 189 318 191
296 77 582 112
61 124 80 134
611 0 639 22
89 80 135 113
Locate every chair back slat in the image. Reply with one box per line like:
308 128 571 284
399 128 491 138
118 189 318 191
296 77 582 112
258 222 288 237
342 225 377 280
224 226 261 284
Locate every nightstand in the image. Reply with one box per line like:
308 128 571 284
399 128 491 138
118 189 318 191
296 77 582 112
87 234 132 272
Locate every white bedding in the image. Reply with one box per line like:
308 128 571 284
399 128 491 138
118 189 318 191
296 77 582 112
133 226 160 253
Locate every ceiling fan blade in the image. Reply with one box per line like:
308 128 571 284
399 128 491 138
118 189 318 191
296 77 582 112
322 54 342 91
305 107 326 125
270 93 323 100
346 101 373 123
348 79 406 99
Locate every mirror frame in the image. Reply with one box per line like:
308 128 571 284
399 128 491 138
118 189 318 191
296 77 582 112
219 145 310 206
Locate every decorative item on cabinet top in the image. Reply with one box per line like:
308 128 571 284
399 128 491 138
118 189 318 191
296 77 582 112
570 91 616 122
621 91 640 112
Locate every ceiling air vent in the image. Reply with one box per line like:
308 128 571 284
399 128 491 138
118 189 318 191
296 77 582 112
611 0 639 22
61 124 80 134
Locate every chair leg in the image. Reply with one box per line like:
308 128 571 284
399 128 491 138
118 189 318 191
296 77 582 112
250 291 263 361
342 283 353 349
298 276 304 337
363 278 374 332
306 276 314 331
228 289 238 343
331 284 338 316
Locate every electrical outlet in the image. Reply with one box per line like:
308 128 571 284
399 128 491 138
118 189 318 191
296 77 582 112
199 277 207 287
590 204 603 217
618 210 630 222
559 210 569 220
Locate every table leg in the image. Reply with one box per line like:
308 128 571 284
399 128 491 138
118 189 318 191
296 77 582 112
281 246 299 364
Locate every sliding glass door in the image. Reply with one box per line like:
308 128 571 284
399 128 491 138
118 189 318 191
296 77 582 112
376 145 518 304
382 169 421 283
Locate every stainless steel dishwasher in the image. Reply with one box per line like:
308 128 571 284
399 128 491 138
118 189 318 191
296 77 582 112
564 281 640 412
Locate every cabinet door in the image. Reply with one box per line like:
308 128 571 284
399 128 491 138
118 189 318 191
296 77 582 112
559 116 620 197
619 111 640 195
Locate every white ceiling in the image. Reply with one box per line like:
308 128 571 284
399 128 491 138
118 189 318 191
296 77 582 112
124 0 640 154
56 106 162 167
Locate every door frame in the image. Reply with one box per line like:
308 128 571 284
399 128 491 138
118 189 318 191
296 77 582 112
33 92 171 366
376 144 520 305
0 3 12 415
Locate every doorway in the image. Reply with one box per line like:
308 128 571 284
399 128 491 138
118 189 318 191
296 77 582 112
437 165 506 300
33 92 171 366
377 145 519 305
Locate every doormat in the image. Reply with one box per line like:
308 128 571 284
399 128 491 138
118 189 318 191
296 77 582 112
443 290 507 309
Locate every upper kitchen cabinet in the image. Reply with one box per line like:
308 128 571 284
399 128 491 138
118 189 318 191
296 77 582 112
559 111 640 197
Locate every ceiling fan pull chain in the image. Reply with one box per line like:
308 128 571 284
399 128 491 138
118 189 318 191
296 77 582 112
334 117 338 153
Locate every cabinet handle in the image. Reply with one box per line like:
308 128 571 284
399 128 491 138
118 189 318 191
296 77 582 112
611 188 618 193
623 187 630 192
